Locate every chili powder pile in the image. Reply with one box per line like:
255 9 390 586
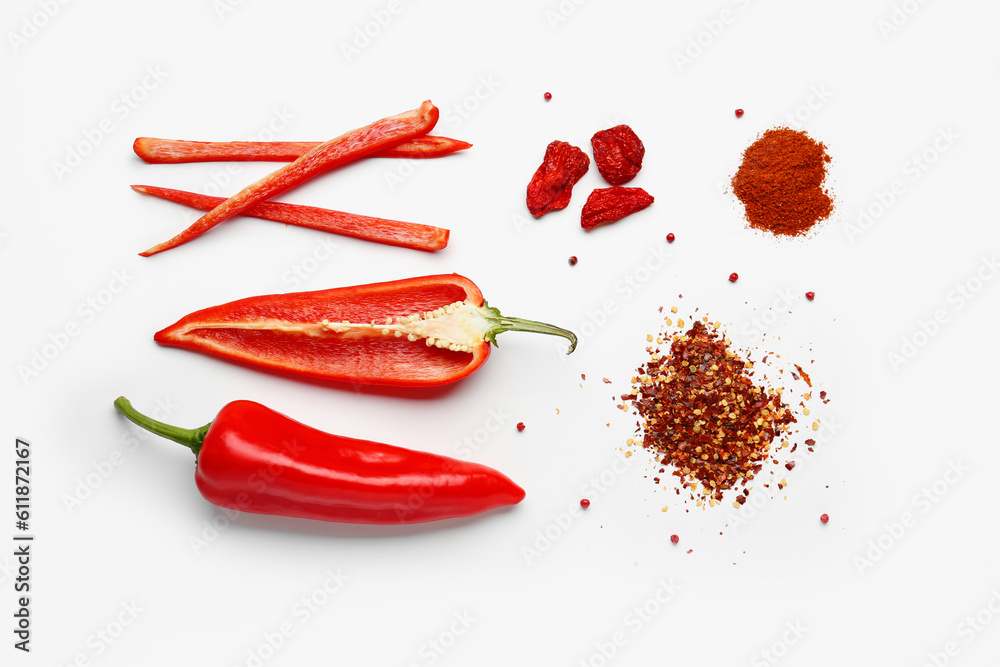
622 320 796 506
731 127 833 236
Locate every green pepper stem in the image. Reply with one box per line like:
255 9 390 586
113 396 211 459
482 304 578 354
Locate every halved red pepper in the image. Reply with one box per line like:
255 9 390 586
155 274 577 387
113 397 525 524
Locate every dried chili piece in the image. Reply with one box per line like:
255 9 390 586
580 187 654 230
525 140 590 218
591 125 645 185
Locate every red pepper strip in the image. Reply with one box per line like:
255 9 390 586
133 135 472 164
113 397 525 524
154 274 577 387
140 100 439 257
131 185 449 252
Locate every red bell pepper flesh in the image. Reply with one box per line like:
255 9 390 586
113 397 525 524
140 100 440 257
154 274 577 387
131 184 449 252
133 135 471 163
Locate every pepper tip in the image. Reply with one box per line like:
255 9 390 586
139 243 164 257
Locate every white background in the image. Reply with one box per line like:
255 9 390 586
3 0 999 665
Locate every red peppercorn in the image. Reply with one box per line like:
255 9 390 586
820 513 829 524
516 422 525 432
735 109 744 118
580 498 590 508
544 92 552 101
670 534 679 544
568 256 578 266
729 272 739 283
666 233 675 243
805 291 815 301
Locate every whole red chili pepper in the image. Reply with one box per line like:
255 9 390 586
113 397 525 524
154 274 577 387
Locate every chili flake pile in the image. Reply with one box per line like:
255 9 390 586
622 319 798 506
